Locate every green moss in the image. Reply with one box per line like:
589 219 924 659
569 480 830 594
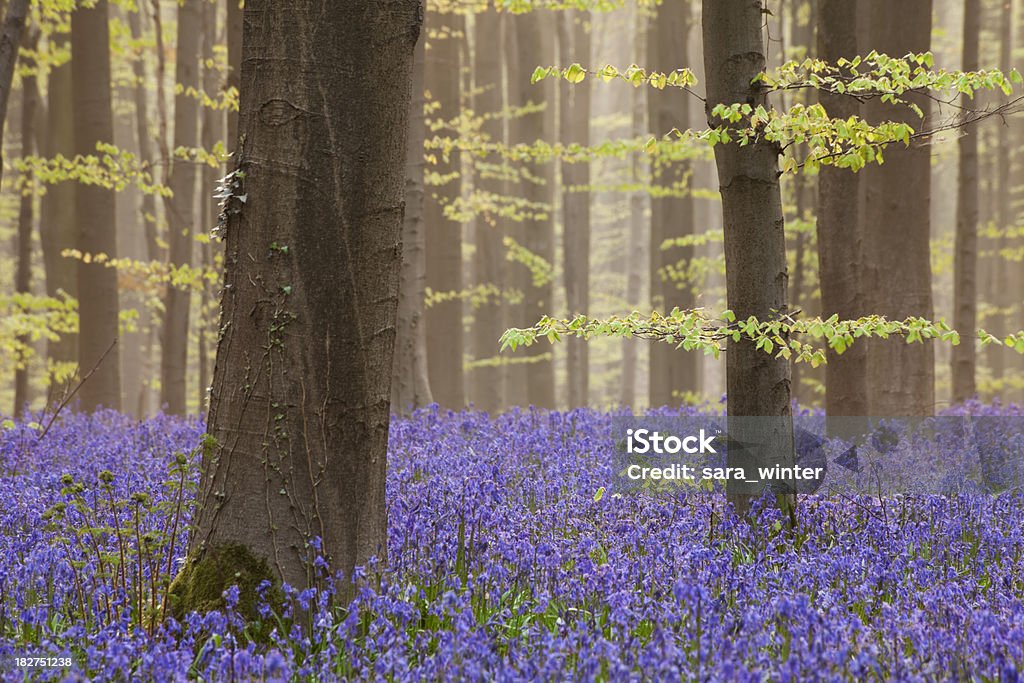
168 543 280 622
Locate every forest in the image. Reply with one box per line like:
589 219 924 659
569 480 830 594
1 0 1024 680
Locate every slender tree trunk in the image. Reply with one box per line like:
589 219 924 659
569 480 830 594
513 12 556 409
183 0 421 603
470 10 506 413
393 33 433 413
13 32 37 416
424 10 465 409
863 0 934 417
621 15 647 409
817 0 868 417
72 0 122 411
952 0 981 403
40 32 77 387
991 0 1014 394
0 0 29 187
649 0 699 408
702 0 794 515
160 0 202 415
128 8 159 415
558 10 591 409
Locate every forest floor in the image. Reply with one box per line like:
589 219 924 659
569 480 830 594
0 405 1022 680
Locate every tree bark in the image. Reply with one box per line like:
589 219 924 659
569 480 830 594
13 30 37 416
184 0 421 601
198 0 221 414
817 0 868 417
226 0 241 152
392 33 433 413
40 31 78 386
702 0 794 515
649 0 699 408
160 0 202 415
991 0 1014 394
424 10 465 409
863 0 934 417
558 10 591 409
470 10 506 413
952 0 980 403
72 0 122 412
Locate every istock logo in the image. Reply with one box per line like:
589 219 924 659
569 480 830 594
626 428 717 455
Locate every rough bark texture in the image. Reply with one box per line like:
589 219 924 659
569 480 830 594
470 11 506 413
160 0 202 415
198 0 220 414
863 0 935 417
392 33 433 413
40 32 77 383
702 0 794 514
72 0 122 411
649 0 699 408
952 0 980 403
817 0 868 417
514 12 556 409
424 10 465 409
13 37 36 415
186 0 421 599
558 10 591 409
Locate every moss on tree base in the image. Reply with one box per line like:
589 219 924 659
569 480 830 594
168 543 279 621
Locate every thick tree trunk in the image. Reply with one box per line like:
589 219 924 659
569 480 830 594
13 36 36 416
182 0 421 604
470 11 506 413
392 34 433 413
40 32 78 385
558 10 591 409
649 0 699 408
702 0 794 515
424 10 465 409
513 12 556 409
817 0 868 417
160 0 202 415
863 0 934 417
72 0 122 412
952 0 980 404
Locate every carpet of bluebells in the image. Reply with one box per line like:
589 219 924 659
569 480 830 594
0 403 1023 681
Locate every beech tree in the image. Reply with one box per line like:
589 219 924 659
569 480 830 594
174 1 422 607
72 0 122 411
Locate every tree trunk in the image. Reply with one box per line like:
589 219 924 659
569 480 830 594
181 0 421 606
702 0 794 515
817 0 868 417
991 0 1014 395
72 0 122 412
424 10 465 409
470 10 506 413
621 13 647 409
649 0 699 408
13 31 37 416
513 12 556 409
40 31 77 387
160 0 202 415
0 0 29 187
952 0 980 404
558 10 591 409
127 8 160 416
392 33 433 413
863 0 934 417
